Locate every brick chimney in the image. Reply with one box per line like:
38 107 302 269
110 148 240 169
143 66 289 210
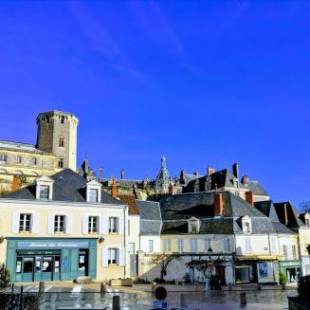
214 192 224 216
111 177 118 198
11 175 22 192
245 191 254 206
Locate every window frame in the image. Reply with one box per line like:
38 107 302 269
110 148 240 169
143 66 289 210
108 248 118 265
88 216 98 233
19 213 32 232
54 215 65 233
109 217 119 233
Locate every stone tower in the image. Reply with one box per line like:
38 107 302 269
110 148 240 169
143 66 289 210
36 111 79 171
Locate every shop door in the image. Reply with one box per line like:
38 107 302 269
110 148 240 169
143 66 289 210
78 250 89 277
22 257 34 282
216 266 226 285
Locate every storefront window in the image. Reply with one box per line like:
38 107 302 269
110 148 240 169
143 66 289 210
235 266 251 283
42 257 52 272
258 262 274 282
23 257 33 273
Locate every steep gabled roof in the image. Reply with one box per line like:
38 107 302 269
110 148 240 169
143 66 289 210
136 200 161 235
2 169 122 205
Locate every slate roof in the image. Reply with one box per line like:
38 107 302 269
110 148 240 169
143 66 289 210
2 169 123 205
273 201 304 231
0 140 49 154
136 200 161 235
150 191 286 235
182 169 268 197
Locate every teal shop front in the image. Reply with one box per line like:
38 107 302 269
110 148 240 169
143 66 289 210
6 238 97 282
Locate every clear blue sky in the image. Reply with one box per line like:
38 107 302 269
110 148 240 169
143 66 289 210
0 1 309 205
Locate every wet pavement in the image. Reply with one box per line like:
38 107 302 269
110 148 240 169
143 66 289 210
5 283 297 309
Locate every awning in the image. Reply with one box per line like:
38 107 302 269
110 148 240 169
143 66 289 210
236 255 279 261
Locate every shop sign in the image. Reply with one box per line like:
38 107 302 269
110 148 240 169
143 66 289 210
17 240 89 249
280 261 301 268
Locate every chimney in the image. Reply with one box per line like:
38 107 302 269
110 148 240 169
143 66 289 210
214 192 224 216
207 167 216 176
232 163 239 179
283 203 289 226
245 191 254 206
111 177 118 198
11 175 22 192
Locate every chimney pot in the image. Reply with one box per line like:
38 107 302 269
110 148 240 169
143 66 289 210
283 203 289 226
11 175 22 192
214 192 224 216
111 177 118 198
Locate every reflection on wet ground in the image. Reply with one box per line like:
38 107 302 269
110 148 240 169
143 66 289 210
37 286 295 310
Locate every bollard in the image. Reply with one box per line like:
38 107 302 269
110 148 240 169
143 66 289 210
112 295 120 310
19 286 23 310
39 281 45 295
180 293 187 308
240 292 247 306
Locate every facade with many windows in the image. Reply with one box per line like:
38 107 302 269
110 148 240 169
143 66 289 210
0 169 129 282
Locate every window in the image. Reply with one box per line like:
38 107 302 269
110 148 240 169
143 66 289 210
16 155 22 164
108 248 118 265
148 240 154 253
32 157 38 166
283 245 288 259
0 153 7 163
164 239 172 252
59 137 64 147
39 185 50 199
58 158 64 168
88 216 98 233
190 238 197 252
60 116 65 124
188 218 200 233
89 188 99 203
245 239 252 252
109 217 118 233
242 216 252 234
205 239 212 252
292 245 297 259
178 239 184 253
306 219 310 226
54 215 65 233
224 238 231 252
19 213 31 232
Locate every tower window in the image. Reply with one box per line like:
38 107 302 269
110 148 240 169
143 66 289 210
59 137 64 147
16 155 22 164
33 157 38 166
61 116 65 124
58 158 64 168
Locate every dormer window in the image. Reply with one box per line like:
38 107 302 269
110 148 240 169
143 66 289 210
36 176 54 200
188 217 200 234
241 216 252 234
86 180 102 203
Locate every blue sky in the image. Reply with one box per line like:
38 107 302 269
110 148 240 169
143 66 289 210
0 1 309 205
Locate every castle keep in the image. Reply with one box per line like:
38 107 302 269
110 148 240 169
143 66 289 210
0 110 78 194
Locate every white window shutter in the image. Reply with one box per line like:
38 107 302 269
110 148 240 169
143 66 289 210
12 211 19 233
100 217 109 234
47 214 54 234
118 248 125 266
82 215 88 235
32 213 39 234
102 247 109 267
118 217 124 234
66 215 72 234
